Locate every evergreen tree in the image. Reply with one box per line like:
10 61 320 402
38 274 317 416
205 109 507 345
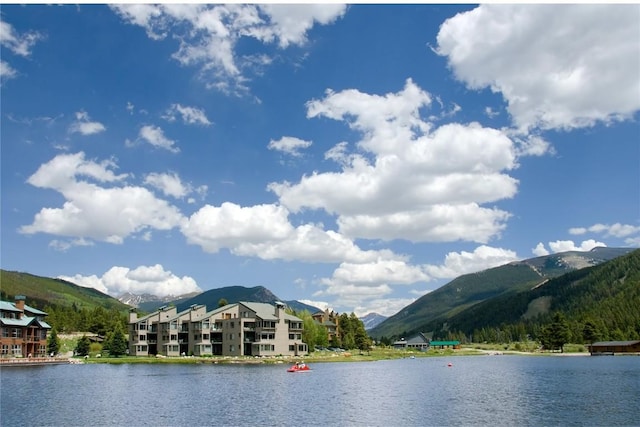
75 335 91 356
543 312 571 353
582 320 600 344
105 325 127 357
47 328 60 356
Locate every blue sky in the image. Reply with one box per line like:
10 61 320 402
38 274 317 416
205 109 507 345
2 4 639 317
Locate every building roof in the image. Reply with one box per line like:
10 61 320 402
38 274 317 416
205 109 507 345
590 340 640 347
0 301 22 313
240 301 302 322
0 299 48 317
430 340 460 346
0 315 51 329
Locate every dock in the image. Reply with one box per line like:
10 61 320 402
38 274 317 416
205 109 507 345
0 357 75 367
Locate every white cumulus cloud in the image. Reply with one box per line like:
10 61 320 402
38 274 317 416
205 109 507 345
548 239 607 253
436 4 640 131
58 264 202 298
424 245 519 279
269 80 518 244
268 136 312 157
144 172 192 199
20 152 184 244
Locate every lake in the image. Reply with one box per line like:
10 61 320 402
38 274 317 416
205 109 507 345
1 355 638 426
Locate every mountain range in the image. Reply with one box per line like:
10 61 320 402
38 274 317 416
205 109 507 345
369 246 635 339
1 246 636 341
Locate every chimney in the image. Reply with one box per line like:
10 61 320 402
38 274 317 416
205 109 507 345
14 295 26 311
274 301 285 318
129 308 138 323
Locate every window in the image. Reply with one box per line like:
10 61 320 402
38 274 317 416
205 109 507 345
289 345 295 351
11 345 21 356
12 328 22 338
1 345 8 355
230 321 235 328
203 334 209 340
1 328 8 338
170 334 177 341
139 335 146 341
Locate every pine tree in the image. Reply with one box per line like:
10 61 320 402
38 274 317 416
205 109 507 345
107 325 127 357
75 335 91 356
47 328 60 356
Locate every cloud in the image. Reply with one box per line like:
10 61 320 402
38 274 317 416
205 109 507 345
1 60 17 82
163 104 212 126
69 111 106 136
436 4 640 131
424 245 519 279
268 136 312 157
58 264 202 298
0 18 43 57
269 79 518 243
314 245 519 313
139 125 180 153
20 152 184 244
532 242 550 257
569 223 640 239
144 172 192 199
181 202 400 264
111 4 346 94
547 239 607 253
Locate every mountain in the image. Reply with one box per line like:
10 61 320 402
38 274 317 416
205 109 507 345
434 248 640 341
119 292 202 312
360 312 387 330
284 300 323 314
158 285 320 314
0 269 130 313
369 247 634 339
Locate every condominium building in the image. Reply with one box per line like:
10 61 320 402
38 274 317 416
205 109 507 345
129 301 307 357
312 308 340 343
0 296 51 358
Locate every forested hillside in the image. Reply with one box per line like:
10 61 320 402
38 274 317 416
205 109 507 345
370 247 634 340
425 249 640 344
1 270 129 334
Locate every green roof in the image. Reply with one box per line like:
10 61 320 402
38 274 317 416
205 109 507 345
430 340 460 346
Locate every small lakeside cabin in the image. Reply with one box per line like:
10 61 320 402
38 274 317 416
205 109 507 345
587 340 640 355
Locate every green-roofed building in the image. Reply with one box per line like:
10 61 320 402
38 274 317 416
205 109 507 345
1 296 51 358
429 340 461 349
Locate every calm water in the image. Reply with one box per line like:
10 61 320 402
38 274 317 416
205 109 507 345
1 355 639 426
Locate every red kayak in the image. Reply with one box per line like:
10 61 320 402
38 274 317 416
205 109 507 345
287 363 311 372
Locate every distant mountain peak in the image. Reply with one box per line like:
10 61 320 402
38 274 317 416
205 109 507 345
360 312 387 330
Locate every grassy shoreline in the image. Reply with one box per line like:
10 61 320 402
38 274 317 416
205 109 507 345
75 344 590 365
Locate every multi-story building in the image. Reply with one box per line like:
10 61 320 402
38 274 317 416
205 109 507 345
0 296 51 358
129 301 307 357
312 308 340 344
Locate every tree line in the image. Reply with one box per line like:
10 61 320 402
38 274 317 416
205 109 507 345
289 310 372 352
